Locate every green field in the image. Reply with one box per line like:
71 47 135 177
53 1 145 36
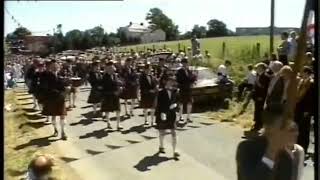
119 35 281 83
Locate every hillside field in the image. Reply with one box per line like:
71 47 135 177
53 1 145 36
119 35 281 83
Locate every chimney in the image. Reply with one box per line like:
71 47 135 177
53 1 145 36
140 23 144 26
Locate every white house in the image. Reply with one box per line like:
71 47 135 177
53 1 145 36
120 22 166 43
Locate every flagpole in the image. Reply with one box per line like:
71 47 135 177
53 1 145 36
283 0 312 126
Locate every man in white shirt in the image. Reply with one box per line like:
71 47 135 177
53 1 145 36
217 60 233 84
288 31 298 61
237 65 256 101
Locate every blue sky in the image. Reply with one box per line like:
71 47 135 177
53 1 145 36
4 0 306 36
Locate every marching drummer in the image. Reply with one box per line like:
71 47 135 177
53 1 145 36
101 61 123 130
139 63 158 126
176 58 197 123
155 75 180 160
41 60 68 140
87 62 103 116
58 59 74 109
120 57 139 117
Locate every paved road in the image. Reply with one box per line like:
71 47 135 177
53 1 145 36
14 84 315 180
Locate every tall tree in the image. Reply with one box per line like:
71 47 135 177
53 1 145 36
146 8 179 40
65 29 83 50
191 25 207 38
207 19 228 37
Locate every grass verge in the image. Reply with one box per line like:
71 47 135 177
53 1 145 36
4 89 81 180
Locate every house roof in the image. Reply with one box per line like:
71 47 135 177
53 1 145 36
126 23 150 33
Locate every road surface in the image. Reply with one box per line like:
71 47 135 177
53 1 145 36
14 84 314 180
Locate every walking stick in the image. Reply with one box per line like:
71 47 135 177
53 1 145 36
283 0 313 127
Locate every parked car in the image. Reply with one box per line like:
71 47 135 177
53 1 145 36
171 66 233 108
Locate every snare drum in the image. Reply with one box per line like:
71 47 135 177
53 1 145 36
71 77 82 87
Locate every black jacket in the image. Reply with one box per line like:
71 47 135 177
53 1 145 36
236 136 293 180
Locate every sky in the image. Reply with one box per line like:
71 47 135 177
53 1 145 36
4 0 306 36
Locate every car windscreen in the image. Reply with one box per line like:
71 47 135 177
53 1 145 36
195 69 217 80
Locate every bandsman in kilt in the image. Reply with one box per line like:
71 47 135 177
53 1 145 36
26 59 40 110
58 59 75 110
176 58 197 123
120 57 139 116
41 60 68 140
139 63 158 126
87 62 104 115
101 61 123 130
155 75 180 160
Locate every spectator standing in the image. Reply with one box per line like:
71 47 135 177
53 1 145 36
288 31 298 61
277 32 290 65
237 64 256 101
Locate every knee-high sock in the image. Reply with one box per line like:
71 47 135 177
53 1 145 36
105 112 109 122
93 104 98 113
179 104 183 119
52 116 57 130
171 129 177 153
32 96 38 107
60 116 65 133
124 100 128 114
159 130 165 148
130 99 135 113
116 111 120 127
38 104 43 111
187 103 192 119
72 92 76 106
143 109 148 122
46 116 50 122
150 109 155 123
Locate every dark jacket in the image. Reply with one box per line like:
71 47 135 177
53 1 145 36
296 80 315 115
236 136 293 180
176 68 195 91
155 89 179 130
253 72 271 102
265 76 285 111
139 72 157 94
88 71 103 89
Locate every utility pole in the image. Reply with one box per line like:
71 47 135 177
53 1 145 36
270 0 275 55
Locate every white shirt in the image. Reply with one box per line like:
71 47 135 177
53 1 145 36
246 70 257 85
217 64 228 80
288 38 298 59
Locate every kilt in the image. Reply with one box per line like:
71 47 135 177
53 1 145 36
42 93 67 116
87 89 103 104
140 92 156 109
179 89 193 104
155 111 176 130
121 86 138 99
101 95 120 112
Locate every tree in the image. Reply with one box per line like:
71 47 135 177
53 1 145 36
146 8 179 40
65 29 83 50
180 31 192 40
12 27 32 39
52 24 65 53
207 19 228 37
90 26 105 47
191 25 207 38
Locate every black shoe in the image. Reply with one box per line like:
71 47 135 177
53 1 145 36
179 118 185 123
61 132 67 140
173 152 180 160
107 122 112 129
117 125 123 131
159 147 165 154
53 129 58 137
187 118 193 123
